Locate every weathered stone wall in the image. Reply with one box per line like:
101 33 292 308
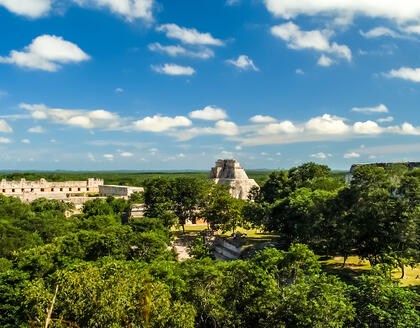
99 185 144 197
0 178 103 196
210 159 259 200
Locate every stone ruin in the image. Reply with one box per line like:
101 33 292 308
210 159 259 200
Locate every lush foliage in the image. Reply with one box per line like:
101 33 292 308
0 164 418 327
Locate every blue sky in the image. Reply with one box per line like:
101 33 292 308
0 0 419 171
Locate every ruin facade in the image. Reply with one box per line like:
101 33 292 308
0 178 104 202
210 159 259 200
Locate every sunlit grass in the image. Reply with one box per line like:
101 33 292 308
320 256 420 287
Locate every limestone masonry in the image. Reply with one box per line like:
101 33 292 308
210 159 259 200
0 178 103 198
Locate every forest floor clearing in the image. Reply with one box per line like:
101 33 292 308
173 226 420 289
321 256 420 288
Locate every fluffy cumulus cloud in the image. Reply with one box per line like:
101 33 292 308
156 24 224 46
189 106 227 121
317 54 333 67
133 115 192 132
235 111 420 146
249 115 276 123
305 114 350 134
385 67 420 82
344 152 361 159
120 151 134 157
74 0 154 21
310 152 327 159
263 0 420 24
21 139 31 144
0 119 13 133
20 103 125 130
175 120 239 141
0 0 51 18
271 22 351 61
226 55 259 71
0 137 11 143
353 120 383 134
259 121 301 135
0 35 90 72
352 104 388 113
148 43 214 59
152 63 195 76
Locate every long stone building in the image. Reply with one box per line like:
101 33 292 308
210 159 259 200
0 178 103 197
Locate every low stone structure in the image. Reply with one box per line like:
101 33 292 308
346 162 420 183
99 185 144 197
0 178 103 200
210 159 259 200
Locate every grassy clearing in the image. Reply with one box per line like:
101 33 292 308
320 256 420 287
174 227 420 289
172 225 280 248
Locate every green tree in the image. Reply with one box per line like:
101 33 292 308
172 177 208 232
350 273 420 328
201 184 246 233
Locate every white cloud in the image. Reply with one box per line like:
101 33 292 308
259 121 301 135
344 152 361 159
0 35 90 72
28 125 45 133
295 68 304 74
189 106 227 120
21 103 125 130
21 139 31 144
120 151 134 157
263 0 420 24
148 43 214 59
403 24 420 35
386 67 420 82
271 22 351 61
360 27 399 38
310 152 327 159
115 87 124 93
353 120 382 134
103 154 114 161
88 153 95 161
352 104 388 113
317 54 333 66
133 115 192 132
214 120 239 135
377 116 394 123
175 120 239 141
226 0 240 5
249 115 276 123
226 55 259 71
0 137 11 143
75 0 154 21
400 122 420 135
152 63 195 76
0 0 51 18
156 24 224 46
0 119 13 133
305 114 350 134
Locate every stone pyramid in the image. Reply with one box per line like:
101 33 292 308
209 159 259 200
